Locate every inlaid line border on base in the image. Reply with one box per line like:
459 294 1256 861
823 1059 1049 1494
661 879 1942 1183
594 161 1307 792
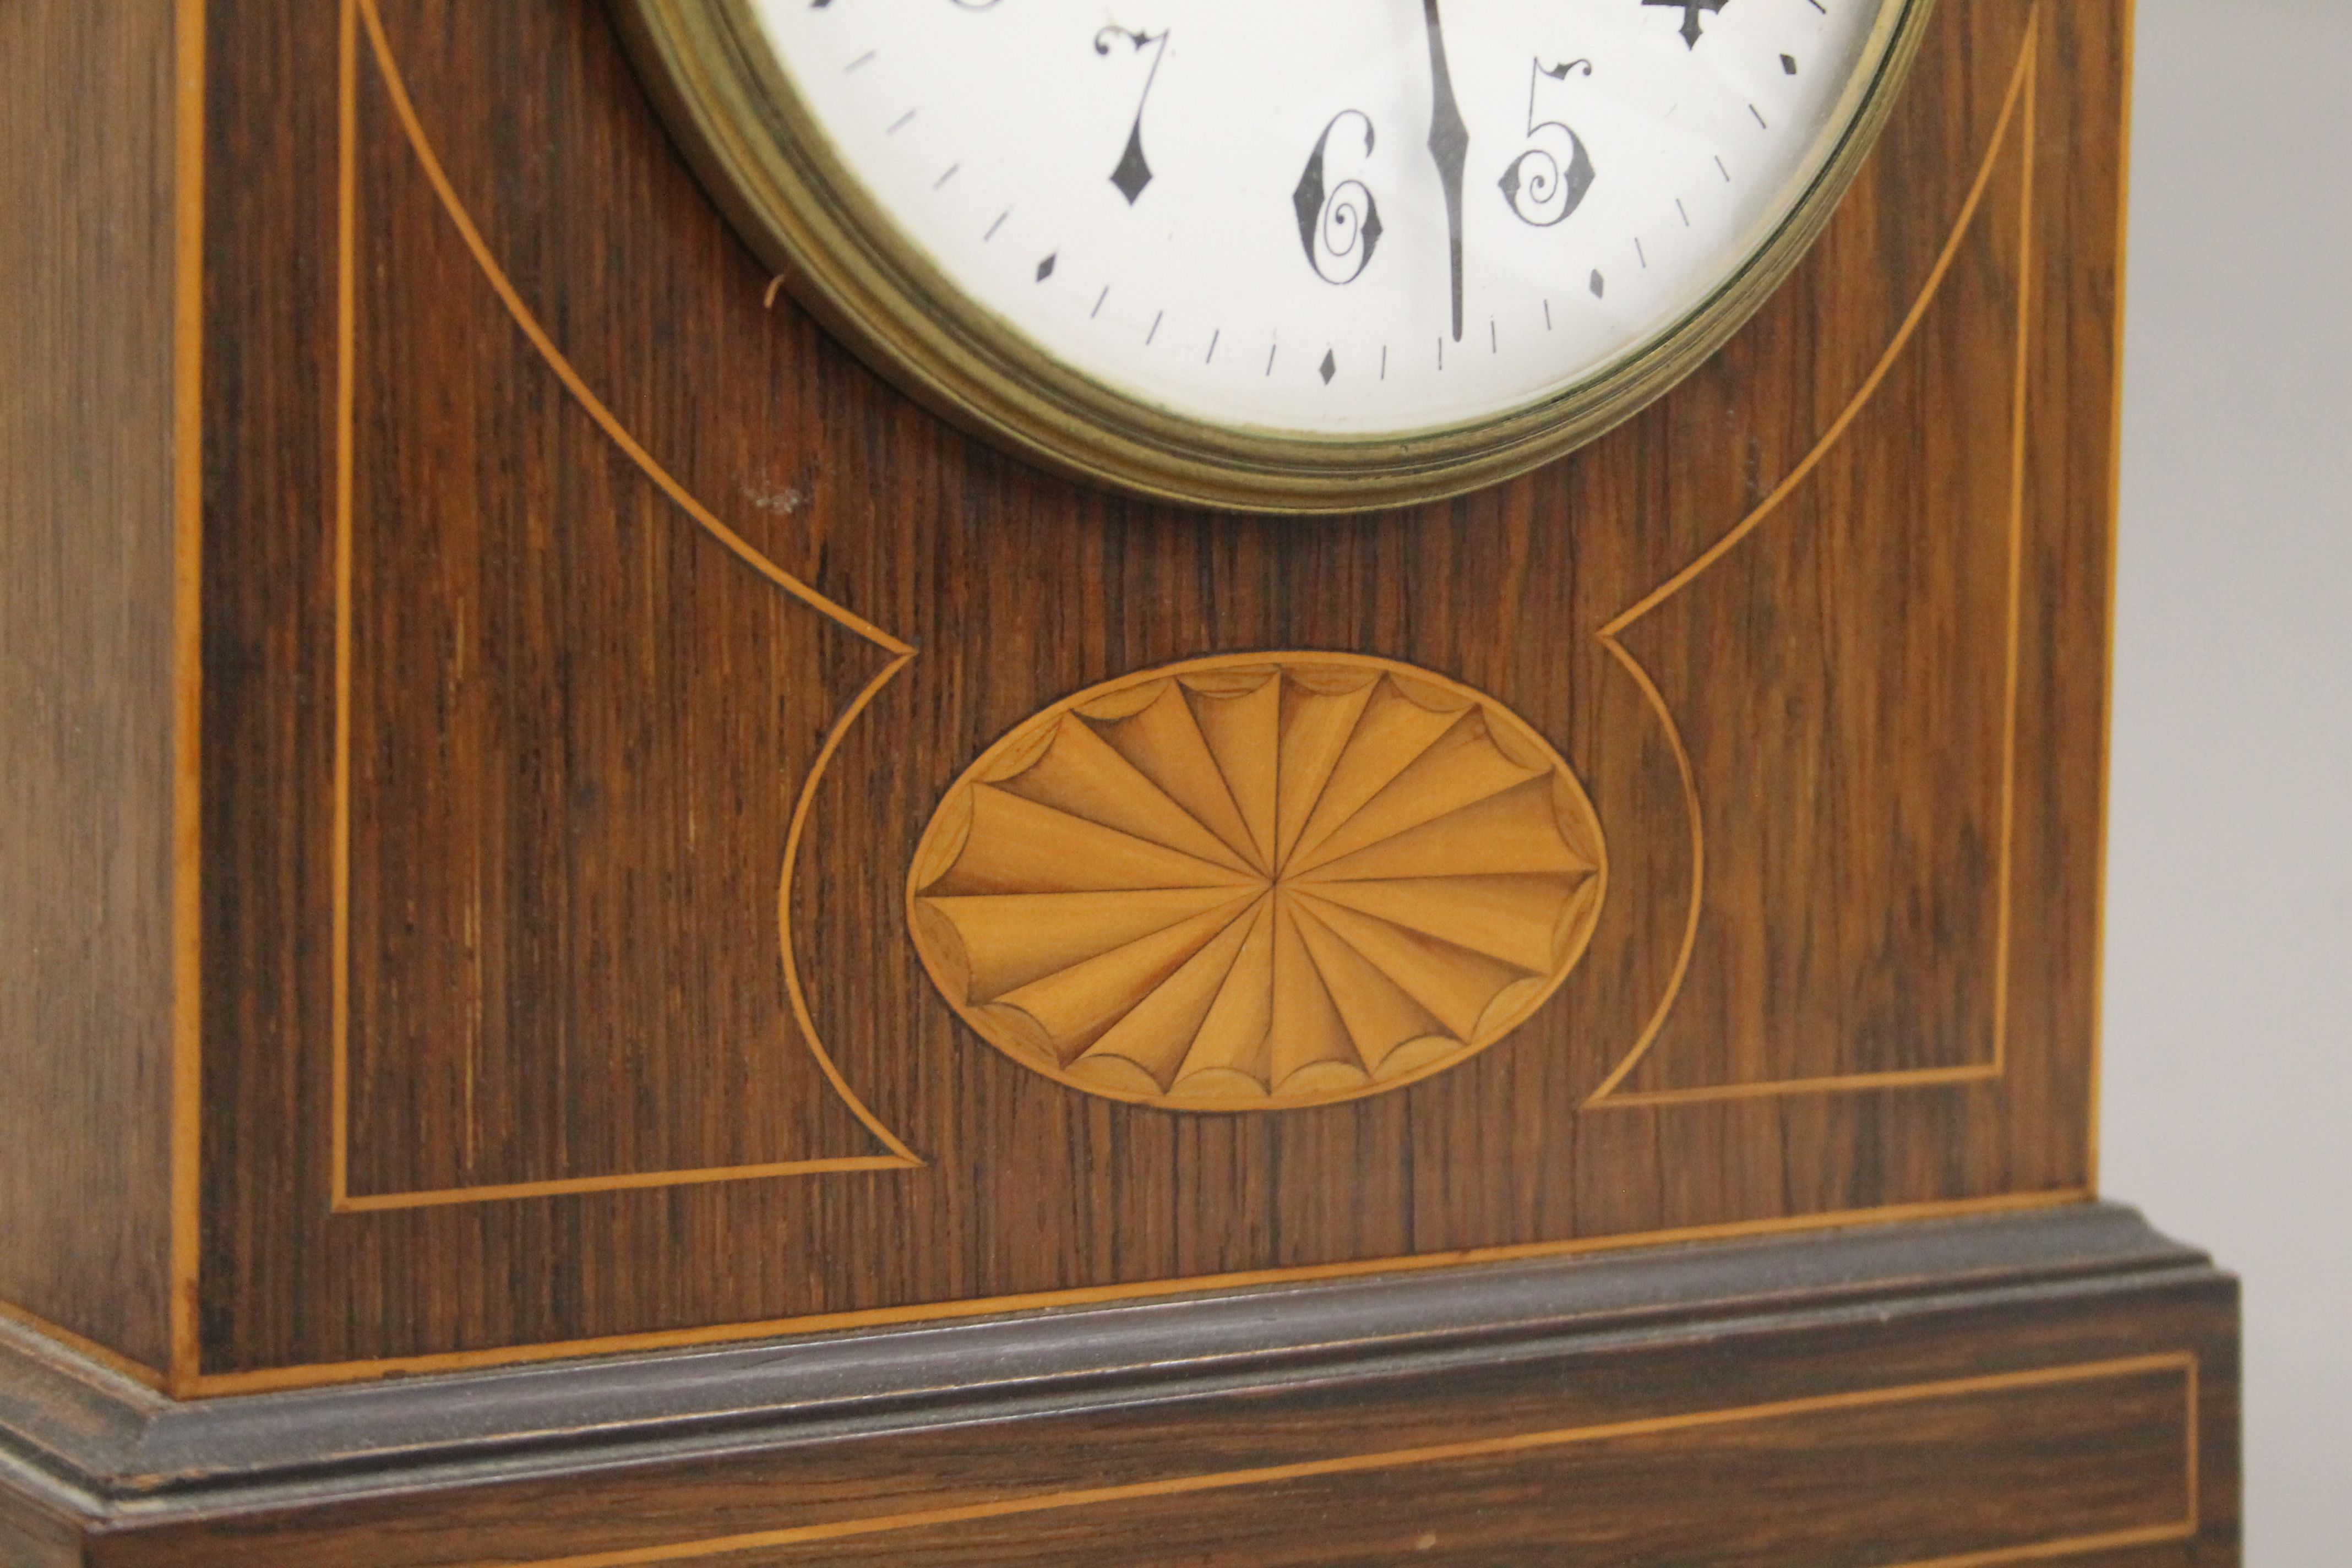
492 1351 2201 1568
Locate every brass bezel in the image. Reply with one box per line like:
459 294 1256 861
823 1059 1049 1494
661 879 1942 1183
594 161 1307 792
614 0 1938 514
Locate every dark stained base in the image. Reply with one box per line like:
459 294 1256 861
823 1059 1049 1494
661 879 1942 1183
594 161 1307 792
0 1203 2237 1567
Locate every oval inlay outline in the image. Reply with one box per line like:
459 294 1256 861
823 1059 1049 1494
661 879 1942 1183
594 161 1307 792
906 654 1608 1111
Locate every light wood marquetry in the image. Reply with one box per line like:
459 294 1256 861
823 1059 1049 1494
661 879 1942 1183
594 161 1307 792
5 0 2130 1386
443 1354 2205 1568
907 656 1607 1110
1583 18 2044 1111
328 0 921 1208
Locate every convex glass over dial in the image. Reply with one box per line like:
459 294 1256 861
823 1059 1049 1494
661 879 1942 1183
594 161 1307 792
622 0 1930 508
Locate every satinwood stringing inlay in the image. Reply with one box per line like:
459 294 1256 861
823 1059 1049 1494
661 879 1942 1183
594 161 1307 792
906 655 1608 1110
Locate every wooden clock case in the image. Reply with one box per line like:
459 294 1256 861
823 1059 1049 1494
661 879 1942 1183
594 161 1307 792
0 0 2237 1562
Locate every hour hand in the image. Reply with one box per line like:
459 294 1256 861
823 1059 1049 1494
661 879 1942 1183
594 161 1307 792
1646 0 1733 50
1422 0 1469 342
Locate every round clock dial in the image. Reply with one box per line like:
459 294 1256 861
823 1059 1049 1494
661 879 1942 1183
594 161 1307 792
622 0 1931 509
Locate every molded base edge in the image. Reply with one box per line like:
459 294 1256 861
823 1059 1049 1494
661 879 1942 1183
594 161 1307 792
0 1202 2240 1567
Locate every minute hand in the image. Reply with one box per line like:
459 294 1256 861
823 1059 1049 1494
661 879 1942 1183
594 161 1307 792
1422 0 1470 342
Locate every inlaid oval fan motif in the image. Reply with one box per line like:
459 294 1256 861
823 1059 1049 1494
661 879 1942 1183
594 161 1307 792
906 655 1608 1110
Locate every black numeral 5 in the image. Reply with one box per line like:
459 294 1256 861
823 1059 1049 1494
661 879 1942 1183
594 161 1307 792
1499 58 1596 228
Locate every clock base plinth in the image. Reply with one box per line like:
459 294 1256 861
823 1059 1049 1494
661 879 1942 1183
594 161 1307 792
0 1204 2237 1568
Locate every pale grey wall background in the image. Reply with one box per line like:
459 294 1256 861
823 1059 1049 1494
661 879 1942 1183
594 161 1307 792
2106 2 2352 1559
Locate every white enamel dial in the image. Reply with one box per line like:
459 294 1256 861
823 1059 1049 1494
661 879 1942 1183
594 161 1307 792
745 0 1899 440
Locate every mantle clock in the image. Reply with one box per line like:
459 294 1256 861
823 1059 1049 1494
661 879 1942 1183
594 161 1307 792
0 1 2238 1564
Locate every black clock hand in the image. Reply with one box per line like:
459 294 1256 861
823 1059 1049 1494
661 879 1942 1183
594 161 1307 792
1644 0 1731 50
1422 0 1469 342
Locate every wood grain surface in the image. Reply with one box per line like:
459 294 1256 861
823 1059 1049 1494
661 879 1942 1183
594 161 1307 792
0 0 2133 1386
0 1207 2234 1567
0 3 2224 1558
94 1363 2215 1568
0 1482 79 1568
0 0 190 1379
154 0 2132 1379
